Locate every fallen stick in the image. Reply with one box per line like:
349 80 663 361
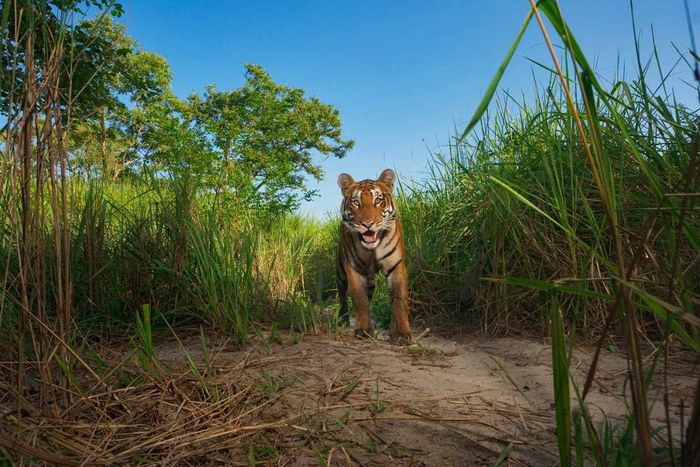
414 327 430 342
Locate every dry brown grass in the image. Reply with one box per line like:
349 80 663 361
0 330 546 465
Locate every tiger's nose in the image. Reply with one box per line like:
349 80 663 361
360 221 375 229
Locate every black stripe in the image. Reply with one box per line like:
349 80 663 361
340 228 367 271
341 198 350 220
380 243 398 261
336 261 347 279
376 229 385 246
345 252 360 274
336 245 345 272
385 258 402 278
346 240 366 271
382 227 398 252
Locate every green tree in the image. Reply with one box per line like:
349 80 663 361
186 64 354 212
1 1 126 116
67 17 173 178
140 99 215 180
3 4 353 211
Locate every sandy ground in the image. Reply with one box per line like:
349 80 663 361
155 330 697 466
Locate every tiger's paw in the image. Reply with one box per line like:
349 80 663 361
353 327 375 339
390 330 412 346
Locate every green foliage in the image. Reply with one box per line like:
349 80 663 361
368 274 393 329
184 64 354 212
254 370 290 399
63 16 174 178
398 65 698 337
0 1 353 349
183 211 259 343
76 58 354 212
0 0 124 114
395 2 699 465
2 2 697 465
248 436 280 465
135 304 154 369
2 7 352 212
550 297 571 466
0 174 337 346
368 378 386 418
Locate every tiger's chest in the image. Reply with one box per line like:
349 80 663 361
348 226 399 273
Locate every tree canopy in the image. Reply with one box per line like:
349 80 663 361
2 1 353 213
181 65 354 211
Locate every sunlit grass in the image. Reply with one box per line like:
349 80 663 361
1 0 697 464
396 1 699 463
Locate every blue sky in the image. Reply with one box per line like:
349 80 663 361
115 1 698 218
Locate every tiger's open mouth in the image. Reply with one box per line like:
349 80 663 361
360 230 378 244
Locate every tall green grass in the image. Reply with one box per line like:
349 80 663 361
1 174 335 347
397 1 699 463
401 74 698 337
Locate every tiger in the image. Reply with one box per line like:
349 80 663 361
336 168 411 344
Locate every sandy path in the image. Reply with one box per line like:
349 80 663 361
156 331 696 466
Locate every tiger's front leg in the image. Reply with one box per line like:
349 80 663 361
385 260 411 344
345 265 375 337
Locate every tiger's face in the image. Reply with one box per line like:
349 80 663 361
337 169 398 250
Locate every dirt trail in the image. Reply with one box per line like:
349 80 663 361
156 330 696 466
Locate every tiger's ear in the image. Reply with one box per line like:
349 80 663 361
337 173 355 196
378 169 396 189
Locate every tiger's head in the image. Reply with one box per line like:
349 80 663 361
337 169 398 250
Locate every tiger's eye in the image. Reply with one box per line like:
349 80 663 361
352 199 360 207
374 197 382 205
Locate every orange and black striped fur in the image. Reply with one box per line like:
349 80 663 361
336 169 411 343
